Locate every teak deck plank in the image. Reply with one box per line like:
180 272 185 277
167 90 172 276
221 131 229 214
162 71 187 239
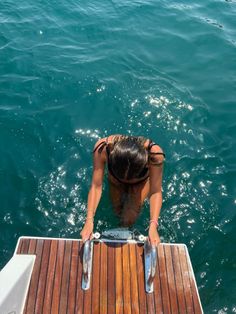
25 239 44 314
43 240 58 313
28 239 37 255
107 243 116 314
92 242 100 313
129 244 139 314
75 241 84 314
146 287 155 314
153 247 163 313
183 245 202 314
21 238 30 254
51 240 65 314
178 245 194 313
115 243 124 314
100 242 108 314
165 245 179 314
16 238 24 253
158 245 171 314
171 245 187 314
34 239 51 313
122 243 132 314
136 244 147 314
16 238 202 314
59 240 72 314
67 241 79 314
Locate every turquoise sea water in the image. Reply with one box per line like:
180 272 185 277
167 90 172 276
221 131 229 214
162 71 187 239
0 0 236 312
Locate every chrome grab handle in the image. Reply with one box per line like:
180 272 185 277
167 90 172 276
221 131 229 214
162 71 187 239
82 240 94 290
144 240 157 293
81 233 100 290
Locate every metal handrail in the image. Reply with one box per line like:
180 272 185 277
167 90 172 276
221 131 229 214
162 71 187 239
81 232 157 292
144 240 157 293
82 240 94 290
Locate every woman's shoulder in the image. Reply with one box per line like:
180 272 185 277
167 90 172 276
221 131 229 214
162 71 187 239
93 138 108 163
93 137 107 152
93 134 120 148
148 143 165 166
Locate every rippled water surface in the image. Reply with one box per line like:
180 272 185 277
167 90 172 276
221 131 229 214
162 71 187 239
1 0 236 312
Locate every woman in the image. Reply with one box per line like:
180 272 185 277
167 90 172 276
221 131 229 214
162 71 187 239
80 135 165 246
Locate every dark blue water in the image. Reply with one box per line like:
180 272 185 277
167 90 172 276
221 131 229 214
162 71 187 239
0 0 236 312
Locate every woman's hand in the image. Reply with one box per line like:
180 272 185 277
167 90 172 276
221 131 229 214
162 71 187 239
148 224 161 246
80 221 94 242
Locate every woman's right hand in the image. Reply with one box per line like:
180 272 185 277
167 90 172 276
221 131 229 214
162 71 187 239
80 221 94 242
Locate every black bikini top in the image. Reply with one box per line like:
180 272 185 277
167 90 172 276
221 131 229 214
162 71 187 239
93 138 165 185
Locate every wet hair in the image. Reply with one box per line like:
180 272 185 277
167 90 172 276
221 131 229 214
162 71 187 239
108 137 148 181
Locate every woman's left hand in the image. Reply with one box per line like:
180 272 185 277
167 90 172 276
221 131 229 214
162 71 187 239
148 224 161 246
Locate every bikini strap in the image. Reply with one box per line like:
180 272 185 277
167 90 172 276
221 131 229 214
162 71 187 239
150 150 166 158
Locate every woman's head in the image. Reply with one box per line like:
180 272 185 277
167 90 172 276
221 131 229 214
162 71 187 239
108 137 148 181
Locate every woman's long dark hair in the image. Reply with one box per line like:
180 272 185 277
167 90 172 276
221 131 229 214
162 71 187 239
108 136 148 181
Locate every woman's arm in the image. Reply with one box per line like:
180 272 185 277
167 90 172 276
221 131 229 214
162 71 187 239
148 145 164 245
80 138 106 241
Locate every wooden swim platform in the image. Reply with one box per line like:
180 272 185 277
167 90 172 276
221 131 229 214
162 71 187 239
15 236 203 314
